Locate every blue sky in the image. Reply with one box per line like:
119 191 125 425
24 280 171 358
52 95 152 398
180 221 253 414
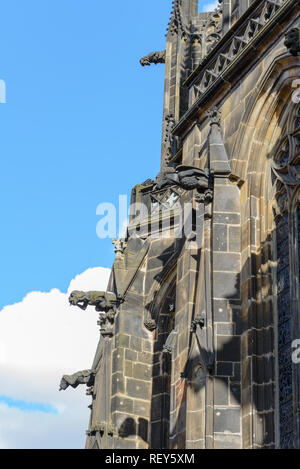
0 396 58 414
0 0 216 449
0 0 173 309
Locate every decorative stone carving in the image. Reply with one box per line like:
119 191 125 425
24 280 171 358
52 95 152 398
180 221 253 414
195 189 214 204
206 106 221 125
69 290 118 313
167 0 190 39
87 422 111 436
191 0 285 99
271 118 300 213
59 369 95 391
190 315 205 333
107 423 115 437
144 318 157 332
69 290 119 337
112 238 127 260
140 50 166 66
153 165 211 193
97 310 116 337
284 28 300 56
164 114 176 164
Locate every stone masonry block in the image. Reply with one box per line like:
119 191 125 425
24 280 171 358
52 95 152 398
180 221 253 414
126 378 151 400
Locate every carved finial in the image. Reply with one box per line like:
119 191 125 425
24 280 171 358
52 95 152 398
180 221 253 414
206 106 221 125
167 0 190 39
112 238 127 260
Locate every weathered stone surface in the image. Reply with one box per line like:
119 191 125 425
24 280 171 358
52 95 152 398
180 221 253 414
115 334 130 348
133 400 150 419
112 348 124 374
213 212 240 225
111 396 134 414
213 224 228 252
130 336 142 352
213 300 231 322
112 372 125 396
125 349 138 361
126 378 151 400
214 378 229 405
214 186 240 213
214 408 241 434
137 352 153 365
132 363 152 381
213 272 240 299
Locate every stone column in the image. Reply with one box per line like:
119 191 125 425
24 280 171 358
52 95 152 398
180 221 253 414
208 107 243 448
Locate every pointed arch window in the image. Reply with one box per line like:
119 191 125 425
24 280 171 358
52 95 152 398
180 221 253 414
272 105 300 448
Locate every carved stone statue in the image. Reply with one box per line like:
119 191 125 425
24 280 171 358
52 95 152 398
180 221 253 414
59 369 95 391
140 50 166 66
284 28 300 56
154 165 210 192
69 291 117 312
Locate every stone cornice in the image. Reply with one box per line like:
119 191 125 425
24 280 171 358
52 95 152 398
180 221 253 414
173 0 298 137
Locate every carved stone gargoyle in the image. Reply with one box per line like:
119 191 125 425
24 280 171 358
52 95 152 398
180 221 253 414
284 28 300 56
60 332 104 392
69 291 119 337
153 165 211 193
140 50 166 66
59 369 95 391
69 291 118 312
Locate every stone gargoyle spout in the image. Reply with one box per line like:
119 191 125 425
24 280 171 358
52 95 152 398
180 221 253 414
69 291 117 312
140 50 166 66
154 165 211 192
59 369 95 391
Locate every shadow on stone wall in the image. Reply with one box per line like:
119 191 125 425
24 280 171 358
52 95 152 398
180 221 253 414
118 417 149 443
144 242 278 449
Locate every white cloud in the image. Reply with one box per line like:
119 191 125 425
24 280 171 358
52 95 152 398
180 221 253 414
202 1 218 12
0 267 111 449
